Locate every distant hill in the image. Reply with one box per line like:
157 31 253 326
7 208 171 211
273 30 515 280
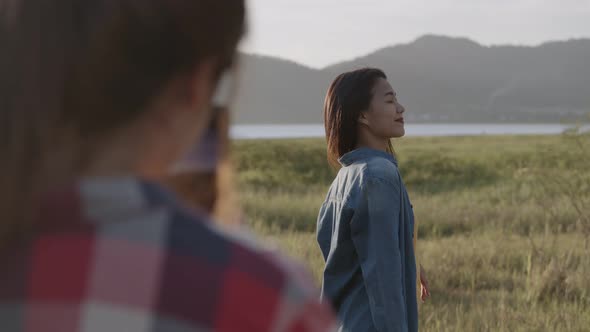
233 35 590 124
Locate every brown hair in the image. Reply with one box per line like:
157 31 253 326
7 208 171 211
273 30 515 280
0 0 245 246
323 68 394 168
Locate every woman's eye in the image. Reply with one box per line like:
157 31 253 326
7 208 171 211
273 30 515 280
386 100 395 104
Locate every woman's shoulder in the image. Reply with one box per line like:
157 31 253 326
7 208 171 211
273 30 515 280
337 152 400 191
361 155 400 185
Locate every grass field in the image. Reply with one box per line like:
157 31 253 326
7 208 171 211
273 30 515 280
232 132 590 331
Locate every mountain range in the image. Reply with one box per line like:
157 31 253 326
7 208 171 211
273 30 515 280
233 35 590 124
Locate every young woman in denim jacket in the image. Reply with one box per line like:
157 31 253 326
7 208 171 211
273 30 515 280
318 68 430 332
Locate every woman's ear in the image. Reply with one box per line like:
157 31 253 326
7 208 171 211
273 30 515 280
358 111 370 126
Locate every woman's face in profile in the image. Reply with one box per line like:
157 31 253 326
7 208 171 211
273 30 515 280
363 78 406 139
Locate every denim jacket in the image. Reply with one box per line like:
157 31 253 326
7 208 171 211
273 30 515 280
317 148 418 332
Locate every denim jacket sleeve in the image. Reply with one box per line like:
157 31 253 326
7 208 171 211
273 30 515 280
350 175 408 332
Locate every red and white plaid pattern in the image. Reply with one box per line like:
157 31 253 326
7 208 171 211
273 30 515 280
0 177 336 331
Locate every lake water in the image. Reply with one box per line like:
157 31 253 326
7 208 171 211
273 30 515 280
231 124 589 139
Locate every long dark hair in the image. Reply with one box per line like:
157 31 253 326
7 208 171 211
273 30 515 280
0 0 245 247
323 68 394 168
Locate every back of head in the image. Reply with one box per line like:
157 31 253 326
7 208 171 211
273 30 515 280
0 0 245 247
323 68 392 168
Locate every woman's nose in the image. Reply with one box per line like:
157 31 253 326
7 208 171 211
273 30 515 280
397 102 405 114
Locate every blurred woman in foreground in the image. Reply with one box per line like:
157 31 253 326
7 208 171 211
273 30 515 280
0 0 334 330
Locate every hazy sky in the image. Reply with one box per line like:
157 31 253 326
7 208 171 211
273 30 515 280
240 0 590 68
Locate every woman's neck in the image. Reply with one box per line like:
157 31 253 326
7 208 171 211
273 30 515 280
356 131 389 153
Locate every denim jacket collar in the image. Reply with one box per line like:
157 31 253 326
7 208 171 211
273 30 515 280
339 147 398 167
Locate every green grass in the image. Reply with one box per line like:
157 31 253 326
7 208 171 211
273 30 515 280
232 133 590 331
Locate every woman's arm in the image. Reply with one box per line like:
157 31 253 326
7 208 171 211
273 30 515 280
351 176 408 332
420 264 431 302
414 215 431 303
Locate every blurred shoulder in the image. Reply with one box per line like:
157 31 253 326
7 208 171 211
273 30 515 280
167 211 336 330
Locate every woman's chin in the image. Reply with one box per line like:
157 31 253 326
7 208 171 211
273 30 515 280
391 128 405 138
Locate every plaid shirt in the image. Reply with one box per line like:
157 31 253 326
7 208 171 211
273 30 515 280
0 177 335 331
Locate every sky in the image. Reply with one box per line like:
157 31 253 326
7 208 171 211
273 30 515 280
240 0 590 68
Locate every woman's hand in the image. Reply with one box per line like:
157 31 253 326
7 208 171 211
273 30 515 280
419 264 431 302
